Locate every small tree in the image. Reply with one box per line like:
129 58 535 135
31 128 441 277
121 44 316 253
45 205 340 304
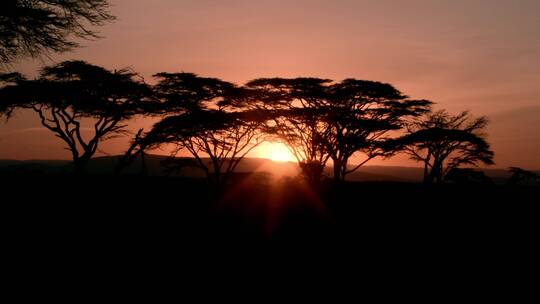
1 0 114 64
398 110 495 183
0 60 151 174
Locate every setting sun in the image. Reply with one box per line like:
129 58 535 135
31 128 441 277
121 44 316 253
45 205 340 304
256 142 296 162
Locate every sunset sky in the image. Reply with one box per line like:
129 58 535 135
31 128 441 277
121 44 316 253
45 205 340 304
1 0 539 169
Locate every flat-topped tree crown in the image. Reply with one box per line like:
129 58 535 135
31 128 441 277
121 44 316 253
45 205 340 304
245 77 332 108
330 79 406 101
153 72 242 113
328 79 431 118
36 60 152 117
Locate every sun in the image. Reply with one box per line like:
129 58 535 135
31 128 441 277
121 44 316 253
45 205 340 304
257 142 296 162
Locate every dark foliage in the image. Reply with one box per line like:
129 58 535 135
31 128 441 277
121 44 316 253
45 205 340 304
0 0 114 64
445 167 493 184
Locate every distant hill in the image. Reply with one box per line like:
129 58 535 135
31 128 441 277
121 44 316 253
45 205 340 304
0 155 538 184
0 159 71 176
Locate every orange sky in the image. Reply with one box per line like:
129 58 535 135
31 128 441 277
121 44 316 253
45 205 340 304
1 0 539 169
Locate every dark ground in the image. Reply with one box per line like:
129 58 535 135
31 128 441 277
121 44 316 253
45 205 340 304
3 173 538 245
2 173 538 294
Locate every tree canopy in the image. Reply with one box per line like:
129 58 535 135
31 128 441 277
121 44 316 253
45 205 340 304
1 0 114 64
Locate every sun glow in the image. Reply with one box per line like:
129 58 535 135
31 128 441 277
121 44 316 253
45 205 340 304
257 142 296 162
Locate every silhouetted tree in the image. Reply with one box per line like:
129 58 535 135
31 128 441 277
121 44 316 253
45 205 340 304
145 109 268 184
1 0 114 64
397 110 494 183
115 73 239 175
0 60 151 174
246 77 431 183
114 127 149 175
507 167 538 185
138 73 269 184
324 79 432 181
246 78 333 184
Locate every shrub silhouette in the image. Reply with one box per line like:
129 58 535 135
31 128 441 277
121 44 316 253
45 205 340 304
445 168 492 184
507 167 538 185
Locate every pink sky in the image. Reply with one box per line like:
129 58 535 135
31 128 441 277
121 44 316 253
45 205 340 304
1 0 539 169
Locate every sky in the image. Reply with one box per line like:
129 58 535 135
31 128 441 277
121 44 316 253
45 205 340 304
1 0 539 169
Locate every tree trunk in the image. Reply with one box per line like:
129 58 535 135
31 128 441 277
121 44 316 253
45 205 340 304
436 165 444 183
333 159 342 183
209 167 223 186
140 152 148 176
73 157 90 176
423 162 433 184
425 160 443 184
300 162 323 186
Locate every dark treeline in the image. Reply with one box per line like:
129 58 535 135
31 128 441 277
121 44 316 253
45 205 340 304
0 60 498 184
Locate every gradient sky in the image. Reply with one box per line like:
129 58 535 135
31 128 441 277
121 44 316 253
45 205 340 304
1 0 539 169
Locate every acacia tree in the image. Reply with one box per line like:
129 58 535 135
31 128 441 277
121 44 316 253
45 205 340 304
398 110 495 184
324 79 432 182
114 72 224 173
0 60 151 174
246 77 431 183
246 78 333 184
135 73 269 184
115 72 244 174
1 0 114 64
145 109 268 184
